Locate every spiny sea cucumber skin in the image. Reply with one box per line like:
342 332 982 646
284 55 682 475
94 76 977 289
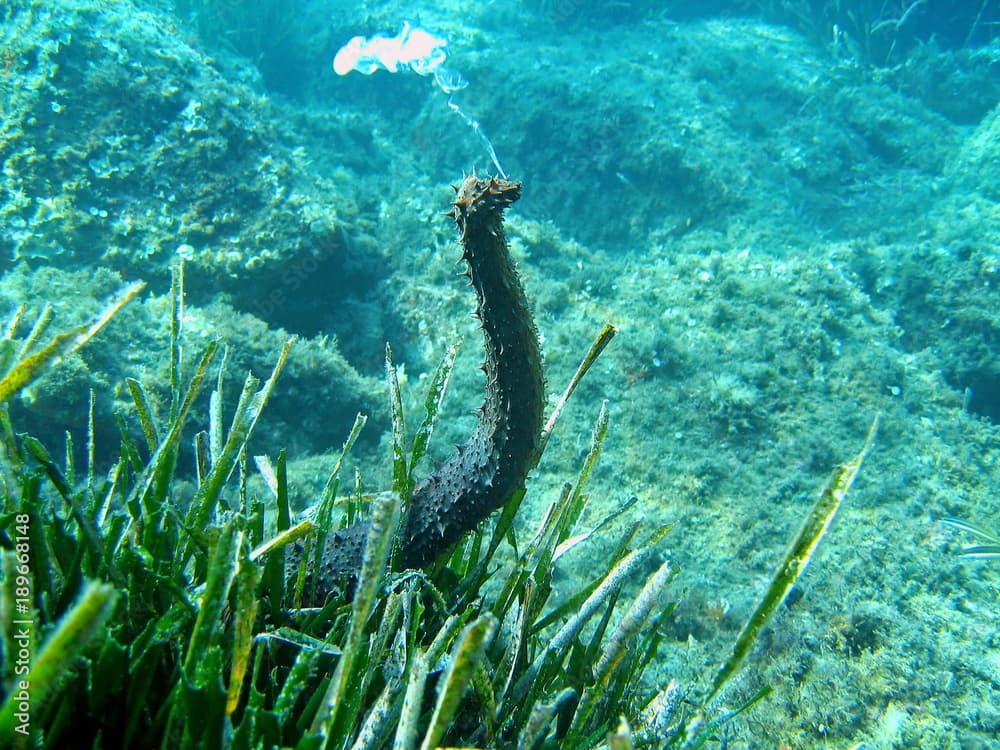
401 176 544 568
288 175 544 601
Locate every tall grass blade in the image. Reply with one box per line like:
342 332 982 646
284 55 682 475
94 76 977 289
538 323 616 456
130 341 219 539
386 345 409 499
227 555 261 716
183 337 295 551
419 614 497 750
167 521 242 746
703 415 879 706
126 377 160 453
573 559 676 741
183 521 242 679
409 339 460 475
316 413 367 530
0 581 117 739
393 648 428 750
11 305 45 362
942 517 1000 556
209 346 228 466
310 492 400 739
169 263 184 418
0 281 144 404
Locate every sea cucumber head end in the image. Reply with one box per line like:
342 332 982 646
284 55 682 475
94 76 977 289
451 175 522 223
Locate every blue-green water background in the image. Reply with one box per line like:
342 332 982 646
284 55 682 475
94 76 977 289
2 0 999 746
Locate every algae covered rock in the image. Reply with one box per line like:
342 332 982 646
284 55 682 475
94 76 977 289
0 0 394 460
0 0 388 340
946 101 1000 200
0 264 384 466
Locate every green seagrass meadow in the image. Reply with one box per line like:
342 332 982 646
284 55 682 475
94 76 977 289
0 263 874 749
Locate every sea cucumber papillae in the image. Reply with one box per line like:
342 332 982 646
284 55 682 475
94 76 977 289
288 175 544 602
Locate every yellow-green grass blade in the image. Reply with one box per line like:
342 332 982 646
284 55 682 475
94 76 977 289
0 281 144 404
0 581 117 740
704 415 879 705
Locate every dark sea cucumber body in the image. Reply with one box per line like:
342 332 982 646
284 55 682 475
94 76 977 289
400 176 544 568
289 175 544 597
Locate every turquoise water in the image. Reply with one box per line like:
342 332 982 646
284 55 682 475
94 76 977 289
1 0 998 746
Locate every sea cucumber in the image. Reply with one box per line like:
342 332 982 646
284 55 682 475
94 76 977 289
288 174 544 600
